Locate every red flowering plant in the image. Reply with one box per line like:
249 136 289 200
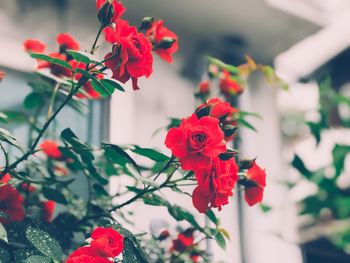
0 1 284 262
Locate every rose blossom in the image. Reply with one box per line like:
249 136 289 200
90 227 124 258
0 184 25 224
165 113 226 171
57 33 80 51
104 19 153 90
192 157 238 213
219 70 243 96
146 19 178 63
66 247 111 263
244 161 267 206
40 140 63 159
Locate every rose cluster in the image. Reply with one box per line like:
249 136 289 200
99 0 178 90
24 0 178 96
197 65 244 99
23 33 104 99
0 174 55 224
165 98 267 212
66 227 124 262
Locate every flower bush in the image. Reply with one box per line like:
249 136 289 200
0 1 284 262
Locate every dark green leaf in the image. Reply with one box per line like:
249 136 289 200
332 144 350 177
67 50 91 64
291 154 312 179
99 79 125 92
25 255 51 263
23 92 44 109
43 187 67 205
26 227 62 261
260 203 272 213
119 227 151 263
131 146 169 162
76 68 114 97
30 53 72 71
0 246 10 263
206 210 218 225
215 232 226 250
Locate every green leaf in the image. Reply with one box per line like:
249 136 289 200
260 203 272 213
332 144 350 177
0 111 27 124
93 184 109 196
61 129 108 185
206 209 218 225
43 187 67 205
23 92 44 109
25 255 51 263
119 227 151 263
215 232 226 250
30 53 72 71
131 146 169 162
76 68 114 97
0 128 21 148
67 50 91 64
291 154 312 179
236 118 257 132
26 227 62 261
0 224 8 243
99 79 125 92
0 246 10 263
167 205 202 231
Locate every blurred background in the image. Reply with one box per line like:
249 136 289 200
1 0 350 262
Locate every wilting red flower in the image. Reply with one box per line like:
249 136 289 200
190 254 200 263
23 39 46 53
66 247 111 263
171 230 194 252
42 200 55 222
146 20 178 63
90 227 124 258
244 161 266 206
198 81 210 95
165 113 226 170
192 157 238 213
57 33 80 51
0 185 25 224
219 71 243 96
96 0 126 22
104 19 153 90
40 140 63 159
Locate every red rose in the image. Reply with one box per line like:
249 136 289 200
23 39 46 53
90 227 124 258
57 33 80 51
198 81 210 94
104 19 153 90
171 231 194 252
40 140 63 159
192 157 238 213
165 113 226 170
244 161 266 206
96 0 126 22
66 247 110 263
0 185 25 224
42 200 55 222
146 20 178 63
0 71 4 81
219 71 243 96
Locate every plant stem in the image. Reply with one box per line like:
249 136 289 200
91 26 104 55
47 83 60 119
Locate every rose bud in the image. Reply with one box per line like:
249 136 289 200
97 1 115 26
198 81 210 95
139 16 155 31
